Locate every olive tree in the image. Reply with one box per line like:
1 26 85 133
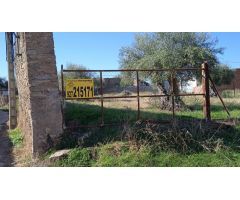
119 32 224 108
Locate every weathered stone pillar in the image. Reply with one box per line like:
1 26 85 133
15 32 63 155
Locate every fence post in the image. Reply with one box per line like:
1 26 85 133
171 70 175 121
233 81 236 97
136 71 140 120
61 64 65 129
202 61 211 121
100 71 104 126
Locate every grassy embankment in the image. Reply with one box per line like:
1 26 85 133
47 94 240 167
9 92 240 167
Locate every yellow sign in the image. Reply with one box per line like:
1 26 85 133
65 79 94 98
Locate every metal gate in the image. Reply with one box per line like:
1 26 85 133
61 62 230 129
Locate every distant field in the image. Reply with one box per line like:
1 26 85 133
64 95 240 127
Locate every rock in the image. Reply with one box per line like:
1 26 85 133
49 149 71 161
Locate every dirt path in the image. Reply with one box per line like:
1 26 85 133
0 111 13 167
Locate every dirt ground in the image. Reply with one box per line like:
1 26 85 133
0 111 13 167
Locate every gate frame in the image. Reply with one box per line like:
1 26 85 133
61 63 216 128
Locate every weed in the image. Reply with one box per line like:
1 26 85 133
9 128 23 148
122 119 240 154
42 95 240 167
56 148 93 167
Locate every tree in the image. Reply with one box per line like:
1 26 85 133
62 63 95 79
119 32 224 109
211 64 234 86
59 64 99 92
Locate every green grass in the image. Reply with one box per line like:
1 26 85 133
64 96 240 128
52 96 240 167
9 128 23 148
54 142 240 167
222 90 240 98
56 148 94 167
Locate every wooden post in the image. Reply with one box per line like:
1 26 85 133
202 61 211 121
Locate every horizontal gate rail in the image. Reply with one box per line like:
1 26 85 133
63 67 201 73
64 93 205 101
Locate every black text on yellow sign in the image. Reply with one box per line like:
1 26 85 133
66 79 94 98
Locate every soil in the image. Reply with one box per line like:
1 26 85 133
0 111 13 167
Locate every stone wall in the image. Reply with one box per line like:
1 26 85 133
15 32 63 155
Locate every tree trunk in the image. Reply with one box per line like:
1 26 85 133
149 80 186 111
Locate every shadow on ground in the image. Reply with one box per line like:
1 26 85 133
0 124 13 167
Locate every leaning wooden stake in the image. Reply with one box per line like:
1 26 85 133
202 61 211 121
209 75 231 118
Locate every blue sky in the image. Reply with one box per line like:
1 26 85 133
0 32 240 79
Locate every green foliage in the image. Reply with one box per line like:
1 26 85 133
120 74 134 87
211 64 234 86
94 143 154 167
9 128 23 148
119 32 223 85
151 150 240 167
54 143 240 167
56 148 93 167
63 63 95 79
58 64 98 90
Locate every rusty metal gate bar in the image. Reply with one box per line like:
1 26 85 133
171 70 175 121
62 66 211 129
100 70 104 126
63 67 201 73
209 75 231 117
136 71 140 120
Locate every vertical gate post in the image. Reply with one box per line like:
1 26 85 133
233 81 236 97
136 71 140 120
171 70 175 121
202 61 211 121
100 71 104 126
